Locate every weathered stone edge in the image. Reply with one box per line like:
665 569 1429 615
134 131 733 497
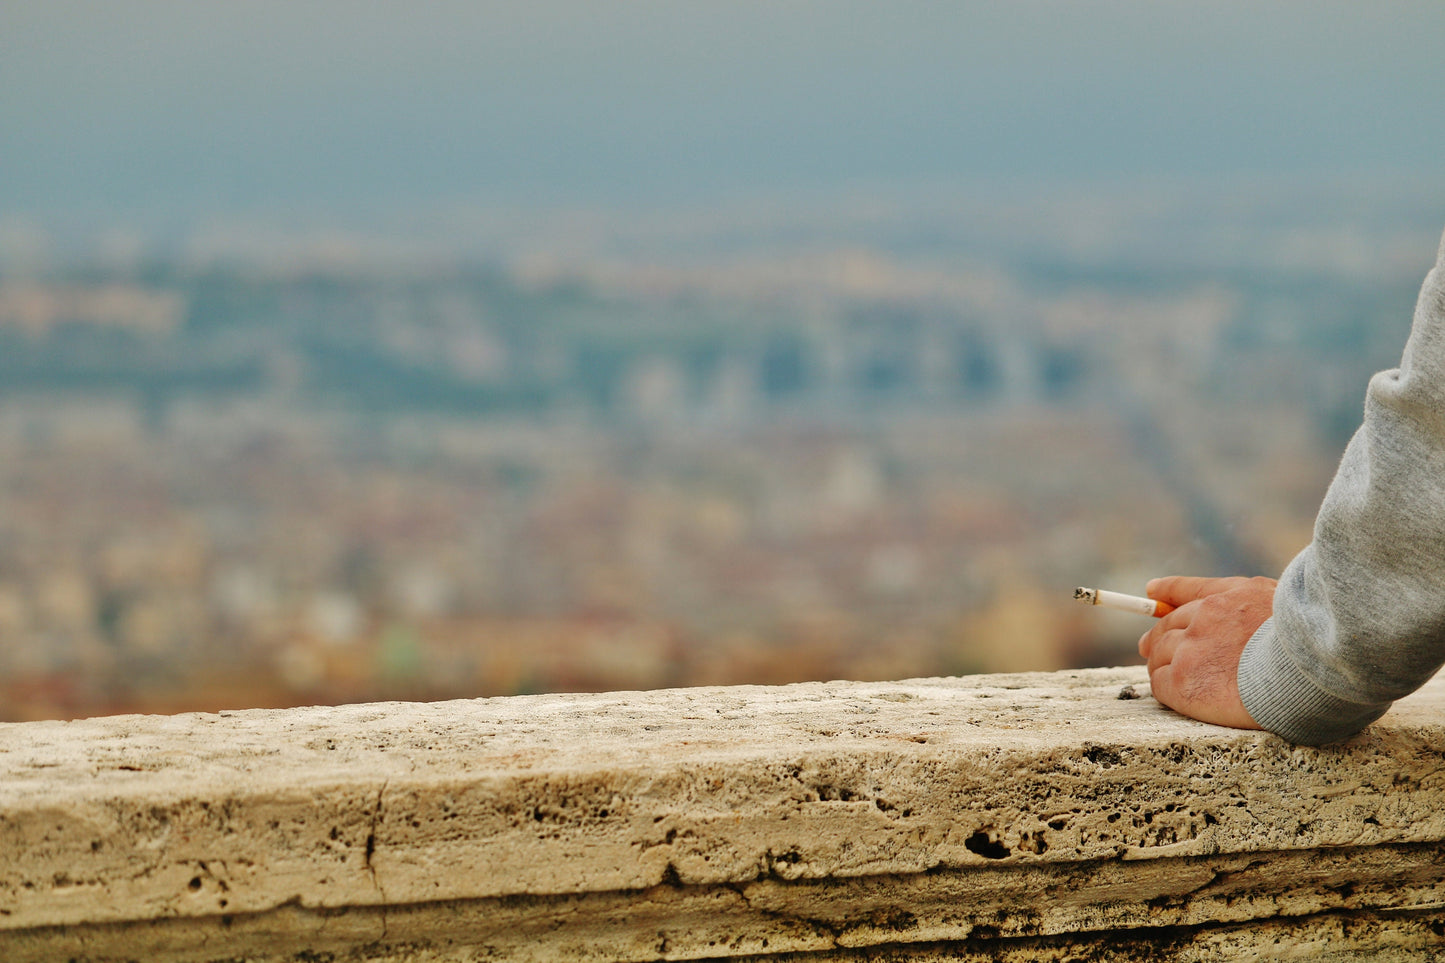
5 668 1445 932
6 844 1445 963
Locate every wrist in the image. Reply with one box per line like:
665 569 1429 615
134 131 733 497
1237 618 1391 745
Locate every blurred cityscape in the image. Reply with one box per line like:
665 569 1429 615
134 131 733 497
1 185 1441 720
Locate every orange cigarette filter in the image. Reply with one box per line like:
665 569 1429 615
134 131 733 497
1073 587 1174 618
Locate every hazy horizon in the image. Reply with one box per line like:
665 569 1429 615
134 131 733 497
5 1 1444 235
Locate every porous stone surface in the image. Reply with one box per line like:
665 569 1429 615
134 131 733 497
4 666 1445 960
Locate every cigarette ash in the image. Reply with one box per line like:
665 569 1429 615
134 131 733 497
1073 586 1098 604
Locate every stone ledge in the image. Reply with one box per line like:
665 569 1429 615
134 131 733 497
4 666 1445 961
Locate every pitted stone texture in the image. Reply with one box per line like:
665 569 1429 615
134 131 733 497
729 911 1445 962
4 667 1445 959
10 844 1445 962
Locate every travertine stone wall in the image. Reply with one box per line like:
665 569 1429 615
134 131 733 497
4 667 1445 961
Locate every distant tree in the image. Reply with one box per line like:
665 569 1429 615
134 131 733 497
760 334 810 399
1038 344 1086 401
955 333 1001 399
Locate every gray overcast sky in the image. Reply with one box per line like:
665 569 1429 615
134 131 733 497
3 1 1444 227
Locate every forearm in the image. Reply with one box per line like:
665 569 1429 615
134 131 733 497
1238 230 1445 744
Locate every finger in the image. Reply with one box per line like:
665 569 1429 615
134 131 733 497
1150 627 1184 670
1147 660 1180 712
1139 619 1162 658
1139 602 1179 657
1146 575 1246 608
1150 597 1200 635
1144 618 1179 665
1139 620 1162 658
1139 597 1203 659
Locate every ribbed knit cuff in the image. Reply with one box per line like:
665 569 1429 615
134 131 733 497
1237 617 1391 746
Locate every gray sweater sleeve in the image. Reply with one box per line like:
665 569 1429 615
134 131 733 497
1237 227 1445 745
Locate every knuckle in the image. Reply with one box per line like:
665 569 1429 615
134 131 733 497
1197 594 1225 616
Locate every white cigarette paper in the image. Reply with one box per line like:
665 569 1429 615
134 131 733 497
1073 586 1171 618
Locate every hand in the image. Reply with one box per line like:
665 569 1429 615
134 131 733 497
1137 575 1276 730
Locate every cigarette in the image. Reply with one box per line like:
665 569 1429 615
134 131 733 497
1073 586 1174 618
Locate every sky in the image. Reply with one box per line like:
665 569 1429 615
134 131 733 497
3 1 1445 230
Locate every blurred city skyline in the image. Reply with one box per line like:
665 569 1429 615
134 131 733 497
3 3 1445 720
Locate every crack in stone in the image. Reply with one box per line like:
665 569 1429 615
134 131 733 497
364 779 389 940
729 882 844 950
1193 856 1270 898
